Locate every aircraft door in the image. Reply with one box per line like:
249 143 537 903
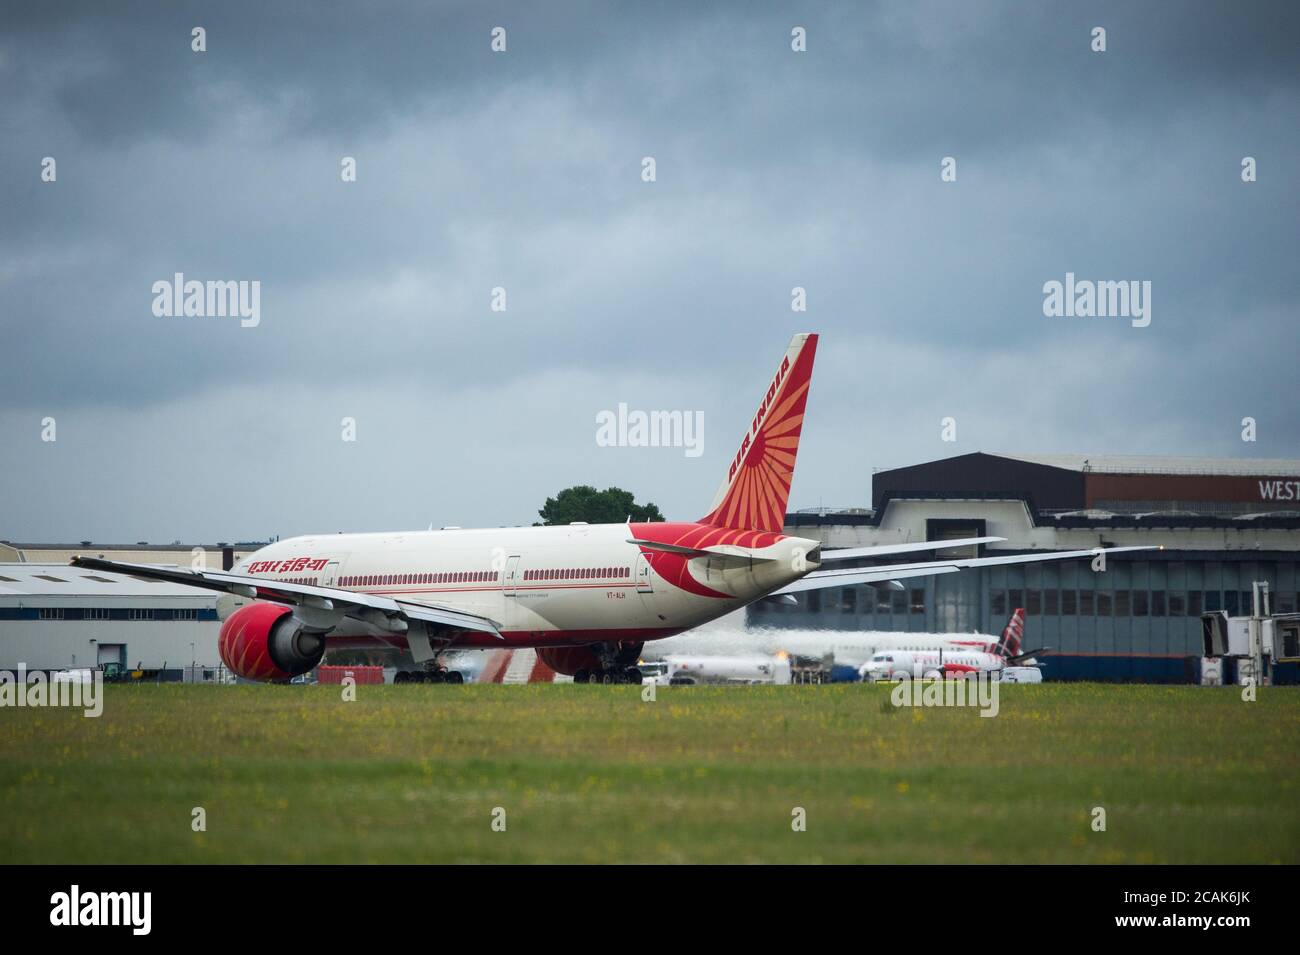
634 553 654 594
503 555 522 597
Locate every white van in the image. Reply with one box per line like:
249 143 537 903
999 666 1043 684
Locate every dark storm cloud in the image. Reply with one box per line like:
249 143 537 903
0 1 1297 539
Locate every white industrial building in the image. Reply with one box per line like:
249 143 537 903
0 563 225 676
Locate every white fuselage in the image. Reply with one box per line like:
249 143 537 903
861 649 1005 681
645 627 997 668
234 523 819 649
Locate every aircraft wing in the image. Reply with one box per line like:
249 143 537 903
774 545 1158 594
818 536 1004 562
68 556 503 638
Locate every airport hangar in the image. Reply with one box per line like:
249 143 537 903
0 541 264 677
754 452 1300 683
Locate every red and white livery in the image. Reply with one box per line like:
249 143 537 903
72 336 1148 684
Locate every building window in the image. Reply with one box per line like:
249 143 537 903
1096 591 1112 616
1278 592 1297 615
1168 592 1186 616
1026 590 1041 615
1078 590 1093 615
910 589 925 614
85 607 111 621
1205 591 1221 612
876 590 892 613
1223 591 1239 615
892 591 907 615
1062 590 1077 616
1009 589 1023 612
1188 591 1203 616
1133 591 1149 617
1044 589 1059 615
840 588 856 614
1151 591 1166 617
990 590 1007 616
807 590 821 613
173 609 198 621
128 608 154 621
1115 591 1131 616
38 608 65 620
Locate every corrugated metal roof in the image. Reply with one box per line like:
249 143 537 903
0 564 216 598
992 453 1300 477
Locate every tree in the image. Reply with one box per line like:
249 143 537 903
536 486 664 526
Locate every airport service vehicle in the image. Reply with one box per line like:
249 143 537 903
637 661 671 686
71 335 1150 685
662 653 792 686
999 666 1043 684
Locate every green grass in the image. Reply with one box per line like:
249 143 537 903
1 683 1297 863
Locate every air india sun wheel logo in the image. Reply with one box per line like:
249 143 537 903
700 334 817 534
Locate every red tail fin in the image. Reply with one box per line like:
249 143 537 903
699 333 818 533
996 608 1025 658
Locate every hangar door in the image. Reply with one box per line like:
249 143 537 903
97 643 124 666
933 571 983 634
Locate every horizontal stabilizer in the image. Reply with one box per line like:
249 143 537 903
819 536 1004 562
627 539 776 562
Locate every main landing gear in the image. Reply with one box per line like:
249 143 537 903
394 666 463 685
573 642 645 684
572 666 643 685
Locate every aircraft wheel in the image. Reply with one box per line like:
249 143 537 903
394 671 409 684
573 669 590 684
444 670 463 685
624 667 642 684
426 670 445 684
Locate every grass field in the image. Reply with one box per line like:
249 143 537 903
1 682 1297 864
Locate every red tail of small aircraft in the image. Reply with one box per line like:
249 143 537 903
994 608 1026 658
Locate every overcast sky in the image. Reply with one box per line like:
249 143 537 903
2 1 1297 544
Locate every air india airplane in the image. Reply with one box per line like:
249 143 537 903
72 334 1149 684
